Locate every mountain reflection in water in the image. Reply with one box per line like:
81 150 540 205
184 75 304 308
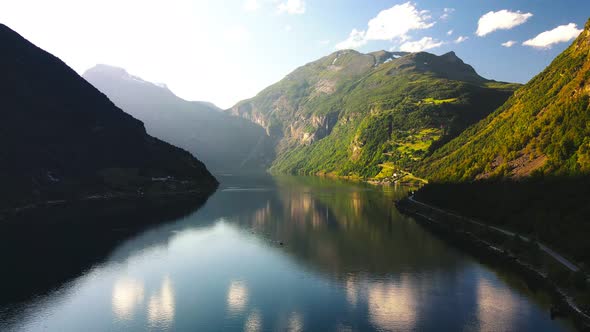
0 176 575 331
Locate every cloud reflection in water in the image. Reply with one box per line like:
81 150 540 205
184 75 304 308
367 277 417 331
476 278 521 331
112 277 145 321
227 280 249 314
244 310 262 332
147 276 176 330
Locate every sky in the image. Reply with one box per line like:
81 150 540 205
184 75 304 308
0 0 588 109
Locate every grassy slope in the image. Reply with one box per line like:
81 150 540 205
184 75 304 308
413 19 590 267
271 72 517 179
231 50 518 182
418 21 590 181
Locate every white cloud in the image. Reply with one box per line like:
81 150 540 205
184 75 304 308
523 23 582 49
284 25 293 32
278 0 305 15
336 2 435 50
447 29 454 36
454 36 468 44
365 2 434 40
476 10 533 37
336 29 367 49
501 40 517 48
243 0 260 12
441 8 455 20
399 37 444 52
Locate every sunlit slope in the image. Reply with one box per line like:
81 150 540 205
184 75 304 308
229 50 518 181
419 19 590 182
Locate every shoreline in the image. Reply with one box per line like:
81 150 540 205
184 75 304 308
287 171 426 187
396 197 590 331
0 186 217 223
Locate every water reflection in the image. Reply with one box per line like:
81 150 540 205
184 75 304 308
112 277 145 321
233 176 455 277
286 190 325 229
147 276 175 330
253 201 271 229
244 310 262 332
367 277 417 331
227 280 249 314
287 312 304 332
345 276 358 307
0 176 575 332
336 324 354 332
476 277 521 331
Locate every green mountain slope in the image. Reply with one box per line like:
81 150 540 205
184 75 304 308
83 65 274 174
228 50 518 181
413 19 590 266
419 20 590 182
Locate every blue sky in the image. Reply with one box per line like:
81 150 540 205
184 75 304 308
0 0 588 108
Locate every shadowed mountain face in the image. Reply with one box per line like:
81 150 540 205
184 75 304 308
83 65 274 174
228 49 519 180
0 24 218 209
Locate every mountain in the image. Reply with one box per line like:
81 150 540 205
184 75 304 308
83 65 274 174
0 24 217 209
228 50 519 182
413 19 590 265
419 20 590 182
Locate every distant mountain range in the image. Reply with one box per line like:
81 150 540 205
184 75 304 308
0 23 217 209
228 49 519 182
83 65 274 174
82 49 523 183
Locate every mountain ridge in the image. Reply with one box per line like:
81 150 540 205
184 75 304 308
84 64 221 111
0 23 218 209
84 64 274 174
227 48 519 181
418 19 590 181
411 18 590 268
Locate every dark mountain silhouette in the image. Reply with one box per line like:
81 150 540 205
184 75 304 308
0 23 218 209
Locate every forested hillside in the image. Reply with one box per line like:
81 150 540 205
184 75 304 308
419 20 590 182
229 50 518 182
415 19 590 265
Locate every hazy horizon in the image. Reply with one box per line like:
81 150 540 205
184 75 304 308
1 0 588 108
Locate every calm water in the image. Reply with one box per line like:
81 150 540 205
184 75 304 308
0 176 574 331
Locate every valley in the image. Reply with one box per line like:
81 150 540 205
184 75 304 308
1 3 589 330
